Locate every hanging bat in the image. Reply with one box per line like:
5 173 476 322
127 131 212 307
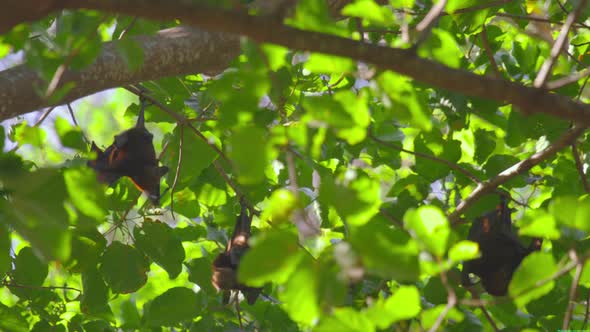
461 195 542 296
211 199 262 305
87 100 168 205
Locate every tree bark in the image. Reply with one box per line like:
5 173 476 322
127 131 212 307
0 26 239 121
1 0 589 124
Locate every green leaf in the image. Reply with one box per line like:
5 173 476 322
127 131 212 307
302 90 370 144
0 303 28 332
55 117 85 150
68 228 107 273
320 171 381 226
349 220 420 281
0 223 10 277
279 256 320 325
0 168 71 261
305 53 355 74
509 252 557 307
419 28 463 68
315 307 375 332
99 242 150 294
377 71 431 131
229 126 270 185
550 196 590 232
162 127 218 190
81 267 113 320
186 257 215 294
365 285 421 328
11 122 46 148
134 220 186 279
404 206 450 257
473 129 496 163
11 247 48 299
449 240 479 262
13 246 48 285
64 167 107 221
341 0 392 25
260 188 298 224
114 39 144 71
143 287 201 326
239 230 303 286
517 209 560 240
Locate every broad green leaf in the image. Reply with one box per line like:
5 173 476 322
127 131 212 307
0 303 28 332
315 307 375 332
473 129 496 163
143 287 201 326
55 117 86 151
68 228 107 273
162 127 218 190
11 122 46 148
13 246 48 286
320 171 380 225
509 252 557 307
229 126 269 185
81 268 113 320
99 242 150 294
377 71 431 131
517 209 560 240
239 230 303 286
260 188 297 224
302 90 370 144
365 285 421 328
404 206 450 257
549 196 590 232
11 247 48 299
305 53 355 74
261 44 288 71
0 168 71 261
0 223 9 277
421 305 464 329
419 28 463 68
280 256 320 325
349 220 420 281
186 257 216 294
64 167 107 221
342 0 393 25
449 240 479 262
134 220 185 279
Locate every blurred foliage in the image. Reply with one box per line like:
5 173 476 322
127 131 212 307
1 0 590 331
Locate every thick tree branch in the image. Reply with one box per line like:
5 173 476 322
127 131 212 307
2 0 590 124
449 125 587 223
0 26 239 120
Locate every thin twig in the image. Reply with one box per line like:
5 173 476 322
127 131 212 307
480 26 501 79
534 0 589 87
449 125 587 224
416 0 447 32
583 289 590 329
170 125 184 220
428 259 457 332
547 67 590 90
369 133 481 184
117 16 138 39
33 106 57 127
572 142 590 193
466 288 499 332
3 280 81 293
563 250 583 330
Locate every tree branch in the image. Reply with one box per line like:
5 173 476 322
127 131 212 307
0 26 239 121
1 1 590 124
533 0 588 87
449 125 587 223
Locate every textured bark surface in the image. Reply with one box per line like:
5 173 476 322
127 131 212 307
0 26 239 121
